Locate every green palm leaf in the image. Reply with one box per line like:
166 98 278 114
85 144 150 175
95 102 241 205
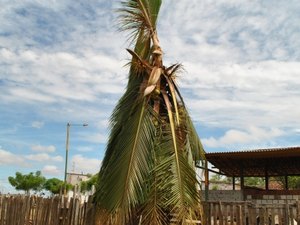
95 100 156 222
95 1 205 224
118 0 161 46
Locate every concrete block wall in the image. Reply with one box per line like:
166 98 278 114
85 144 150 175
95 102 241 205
203 190 300 205
247 194 300 205
201 190 243 201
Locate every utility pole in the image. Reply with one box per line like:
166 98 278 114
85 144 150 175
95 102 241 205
64 122 88 194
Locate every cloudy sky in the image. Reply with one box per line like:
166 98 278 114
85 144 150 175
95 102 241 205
0 0 299 193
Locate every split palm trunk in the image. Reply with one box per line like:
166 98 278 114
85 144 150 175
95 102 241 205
94 0 205 224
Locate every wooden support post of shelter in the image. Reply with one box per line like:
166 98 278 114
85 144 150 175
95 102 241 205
232 176 235 190
285 174 289 190
265 166 269 191
204 159 209 201
240 167 244 190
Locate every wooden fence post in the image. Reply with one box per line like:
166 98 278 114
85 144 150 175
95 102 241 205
297 201 300 224
219 201 224 225
8 195 300 225
285 202 289 225
0 194 97 225
230 203 234 225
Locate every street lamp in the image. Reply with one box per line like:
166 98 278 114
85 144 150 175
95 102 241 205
64 122 88 184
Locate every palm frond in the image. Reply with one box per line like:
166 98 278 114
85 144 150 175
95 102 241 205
95 100 157 222
167 76 205 163
165 63 183 79
186 115 205 163
118 0 162 45
139 138 169 225
160 91 201 220
154 121 201 223
164 75 180 125
127 29 152 78
96 1 205 224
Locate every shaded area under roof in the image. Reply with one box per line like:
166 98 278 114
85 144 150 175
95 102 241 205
205 147 300 177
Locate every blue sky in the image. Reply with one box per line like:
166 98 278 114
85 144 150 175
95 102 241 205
0 0 299 193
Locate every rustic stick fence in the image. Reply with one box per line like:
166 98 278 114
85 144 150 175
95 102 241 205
204 201 300 225
0 194 95 225
2 195 300 225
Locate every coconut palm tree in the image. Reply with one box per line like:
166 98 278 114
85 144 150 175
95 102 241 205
94 0 205 224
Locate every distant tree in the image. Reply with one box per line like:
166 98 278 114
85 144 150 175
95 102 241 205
288 176 300 189
274 176 300 190
210 174 224 182
210 174 264 189
210 174 233 190
80 173 98 193
244 177 264 187
8 171 46 195
44 178 64 195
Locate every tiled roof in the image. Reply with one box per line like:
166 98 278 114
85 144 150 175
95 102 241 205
205 146 300 177
206 146 300 155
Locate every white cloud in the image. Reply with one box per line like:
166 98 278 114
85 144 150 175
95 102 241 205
0 147 62 170
26 153 48 162
203 126 284 148
42 165 61 176
76 146 94 152
83 133 108 144
0 0 299 184
8 87 56 103
160 0 300 62
31 121 44 129
31 145 56 153
71 154 101 174
25 153 63 162
0 49 125 104
0 148 25 166
52 156 64 162
181 60 300 130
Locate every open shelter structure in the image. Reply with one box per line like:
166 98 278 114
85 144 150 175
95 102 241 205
206 146 300 190
202 146 300 202
198 147 300 224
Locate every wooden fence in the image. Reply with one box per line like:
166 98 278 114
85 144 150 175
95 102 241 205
203 201 300 225
2 195 300 225
0 194 95 225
